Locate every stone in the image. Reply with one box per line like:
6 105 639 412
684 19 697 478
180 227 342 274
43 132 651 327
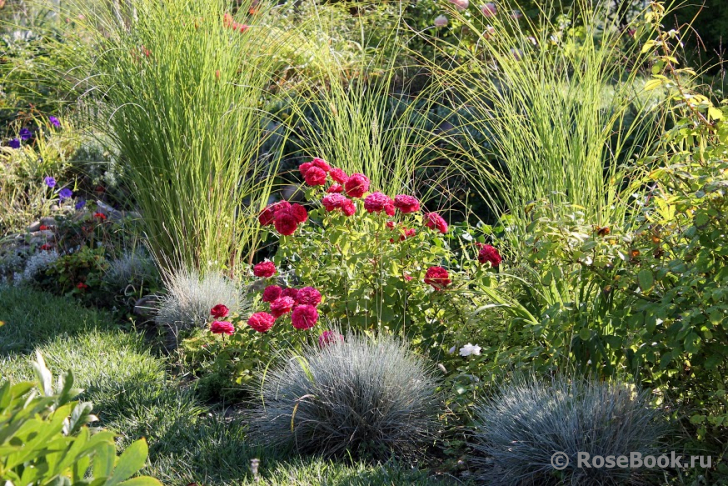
40 217 56 226
27 221 41 232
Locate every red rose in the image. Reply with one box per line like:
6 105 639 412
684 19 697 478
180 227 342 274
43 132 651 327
327 184 343 193
311 157 331 173
322 194 347 212
330 167 348 184
299 162 313 177
394 195 420 214
424 266 451 290
262 285 282 303
319 330 343 348
282 287 299 300
304 166 327 186
341 199 356 216
270 296 295 318
425 212 448 234
253 261 276 278
296 287 322 306
477 243 502 267
364 192 394 214
210 320 235 335
291 203 308 223
291 304 318 330
274 212 298 236
259 205 276 226
210 304 230 318
344 173 370 198
248 312 275 332
273 201 291 213
399 227 416 241
386 221 396 229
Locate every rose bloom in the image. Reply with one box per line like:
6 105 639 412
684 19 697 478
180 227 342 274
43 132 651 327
341 199 356 216
310 157 331 173
248 312 275 333
330 167 348 184
424 212 448 233
296 287 322 306
319 330 344 348
291 203 308 223
364 192 394 214
253 261 276 278
281 287 299 300
394 194 420 213
434 15 448 27
210 304 230 318
262 285 282 303
210 320 235 335
344 173 370 198
304 166 327 186
424 266 451 290
477 243 502 267
270 296 295 318
299 162 313 177
449 0 469 11
481 2 496 17
327 184 343 193
274 212 298 236
291 304 318 330
259 206 276 226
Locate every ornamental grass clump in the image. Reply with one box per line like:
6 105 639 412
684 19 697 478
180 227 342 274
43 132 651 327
471 375 668 486
248 333 439 462
155 268 243 333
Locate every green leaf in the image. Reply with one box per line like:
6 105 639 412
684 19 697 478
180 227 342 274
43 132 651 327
637 269 654 292
106 439 150 486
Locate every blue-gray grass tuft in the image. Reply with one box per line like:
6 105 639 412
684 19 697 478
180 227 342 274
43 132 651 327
471 375 668 485
248 333 439 462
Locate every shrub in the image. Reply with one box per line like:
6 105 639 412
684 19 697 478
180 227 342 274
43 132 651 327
155 268 243 333
471 376 668 485
0 352 161 486
104 248 159 293
248 333 439 462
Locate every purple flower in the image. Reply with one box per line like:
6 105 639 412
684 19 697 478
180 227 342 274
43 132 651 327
44 176 57 188
19 128 32 141
49 116 61 128
6 139 20 149
58 188 73 200
75 198 86 210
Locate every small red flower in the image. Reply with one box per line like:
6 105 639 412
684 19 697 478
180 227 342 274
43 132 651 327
296 287 322 307
223 12 234 27
330 167 348 184
399 227 416 241
238 23 249 33
477 243 502 268
76 282 88 290
304 166 327 186
262 285 282 303
253 261 276 278
319 330 343 348
270 296 295 318
394 195 420 214
424 266 451 290
210 320 235 335
210 304 230 318
344 173 370 198
247 312 275 333
40 243 52 251
424 212 448 234
291 304 319 330
93 212 107 220
327 184 343 193
39 225 49 231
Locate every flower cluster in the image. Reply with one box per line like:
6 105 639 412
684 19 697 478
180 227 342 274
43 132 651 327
258 201 308 236
246 260 322 332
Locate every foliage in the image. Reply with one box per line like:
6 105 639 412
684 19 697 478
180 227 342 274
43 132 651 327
155 268 245 335
0 352 161 486
427 0 669 239
248 333 439 462
471 375 668 485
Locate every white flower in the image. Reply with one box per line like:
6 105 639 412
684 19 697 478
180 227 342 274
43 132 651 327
434 15 449 28
459 343 482 357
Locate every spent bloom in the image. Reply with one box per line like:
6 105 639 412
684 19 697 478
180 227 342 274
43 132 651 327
210 304 230 319
291 304 318 330
44 176 57 188
434 15 448 27
424 266 451 290
459 343 482 356
210 320 235 335
253 261 276 278
248 312 275 332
